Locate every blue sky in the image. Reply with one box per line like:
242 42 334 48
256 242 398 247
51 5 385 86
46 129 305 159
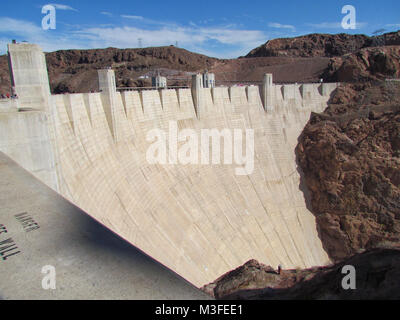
0 0 399 58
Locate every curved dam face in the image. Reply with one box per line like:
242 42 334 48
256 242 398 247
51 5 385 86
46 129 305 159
0 43 336 288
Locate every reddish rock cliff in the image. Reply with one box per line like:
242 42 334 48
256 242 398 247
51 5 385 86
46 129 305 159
246 31 400 58
323 46 400 82
297 82 400 261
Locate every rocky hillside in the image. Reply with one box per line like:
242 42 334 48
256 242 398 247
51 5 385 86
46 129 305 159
246 31 400 58
1 30 399 95
202 249 400 299
210 56 331 84
47 46 219 93
0 45 332 95
297 82 400 262
323 46 400 82
0 46 218 94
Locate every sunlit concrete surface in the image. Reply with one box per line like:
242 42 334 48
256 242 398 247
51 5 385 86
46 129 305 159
0 152 210 300
0 43 338 288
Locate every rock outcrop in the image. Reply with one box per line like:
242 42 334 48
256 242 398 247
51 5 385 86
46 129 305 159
323 46 400 82
297 82 400 261
246 31 400 58
202 249 400 299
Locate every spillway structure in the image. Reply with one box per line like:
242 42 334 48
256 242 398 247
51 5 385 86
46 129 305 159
0 43 338 288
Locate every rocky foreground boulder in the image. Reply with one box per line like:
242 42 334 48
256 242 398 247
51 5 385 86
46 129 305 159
202 249 400 299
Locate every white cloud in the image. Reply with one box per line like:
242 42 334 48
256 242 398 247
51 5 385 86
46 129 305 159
121 15 144 20
74 25 267 57
101 11 113 17
0 17 87 54
306 22 367 30
0 16 268 58
48 3 78 11
198 27 266 46
77 26 199 47
120 15 178 28
0 17 42 36
386 24 400 28
268 22 295 31
307 22 342 29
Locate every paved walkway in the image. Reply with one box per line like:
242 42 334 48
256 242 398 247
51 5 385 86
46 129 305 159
0 152 209 300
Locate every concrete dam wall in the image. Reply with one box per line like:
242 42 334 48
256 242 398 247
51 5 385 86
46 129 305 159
0 43 337 287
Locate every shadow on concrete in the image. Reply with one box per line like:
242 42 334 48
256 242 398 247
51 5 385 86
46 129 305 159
294 88 339 260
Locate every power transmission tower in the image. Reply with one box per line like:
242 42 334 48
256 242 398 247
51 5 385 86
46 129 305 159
138 38 143 48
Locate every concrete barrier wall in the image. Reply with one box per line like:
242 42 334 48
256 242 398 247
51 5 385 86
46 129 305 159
0 69 338 287
0 99 19 112
0 110 58 190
